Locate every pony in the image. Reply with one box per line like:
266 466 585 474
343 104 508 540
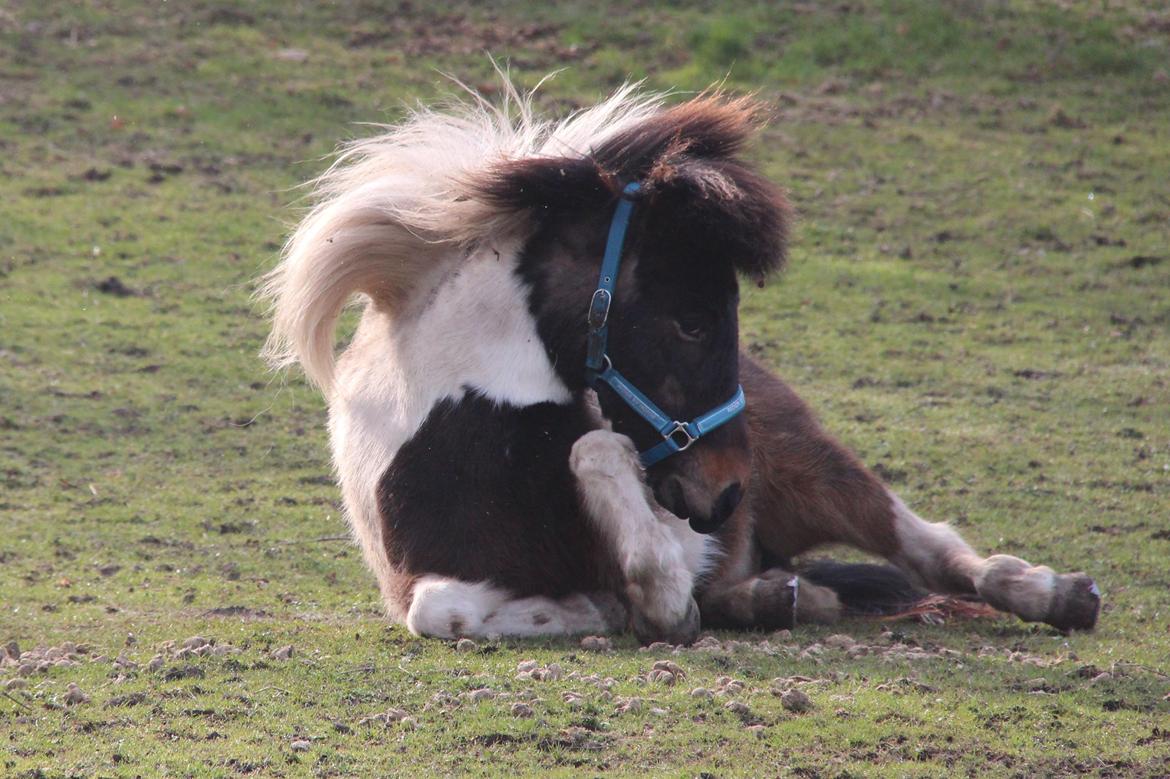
261 82 1100 644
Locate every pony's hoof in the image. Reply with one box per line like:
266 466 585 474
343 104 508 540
1045 573 1101 632
631 596 700 647
752 569 800 629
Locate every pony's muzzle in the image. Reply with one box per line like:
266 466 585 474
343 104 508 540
649 417 752 533
654 475 746 535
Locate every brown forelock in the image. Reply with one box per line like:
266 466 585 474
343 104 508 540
470 93 792 279
590 93 767 175
635 157 791 279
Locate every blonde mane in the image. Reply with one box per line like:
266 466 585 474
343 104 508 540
260 80 669 392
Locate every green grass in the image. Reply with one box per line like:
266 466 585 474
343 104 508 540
2 1 1168 776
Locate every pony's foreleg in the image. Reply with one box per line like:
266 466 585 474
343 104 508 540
885 494 1100 631
570 430 706 646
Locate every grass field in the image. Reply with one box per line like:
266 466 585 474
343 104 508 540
2 1 1169 776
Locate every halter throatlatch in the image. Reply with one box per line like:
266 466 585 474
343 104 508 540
584 182 747 467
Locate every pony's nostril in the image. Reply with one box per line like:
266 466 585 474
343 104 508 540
687 482 743 535
711 482 743 524
653 476 692 520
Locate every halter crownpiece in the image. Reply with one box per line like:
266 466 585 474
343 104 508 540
585 182 747 467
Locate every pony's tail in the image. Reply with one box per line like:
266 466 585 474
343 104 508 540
259 187 445 394
799 560 928 617
800 560 1001 623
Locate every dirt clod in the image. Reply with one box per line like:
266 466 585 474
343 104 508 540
725 700 752 718
360 707 411 727
780 688 814 713
824 634 856 650
466 688 496 703
517 662 562 681
95 277 139 297
615 696 643 714
183 636 208 650
63 683 90 706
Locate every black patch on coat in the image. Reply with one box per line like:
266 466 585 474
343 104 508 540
376 391 621 598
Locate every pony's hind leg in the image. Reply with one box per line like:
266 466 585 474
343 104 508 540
742 355 1100 632
752 449 1100 631
570 430 707 646
405 575 625 640
885 495 1100 632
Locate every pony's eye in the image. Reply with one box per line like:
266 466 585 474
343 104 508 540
675 315 707 341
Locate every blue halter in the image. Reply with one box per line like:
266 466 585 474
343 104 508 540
584 182 747 467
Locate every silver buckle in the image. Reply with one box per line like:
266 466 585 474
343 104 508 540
588 289 611 331
665 421 698 451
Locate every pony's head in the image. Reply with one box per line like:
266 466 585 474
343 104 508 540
476 93 792 532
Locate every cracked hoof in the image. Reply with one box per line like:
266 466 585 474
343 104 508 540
631 596 700 647
1045 573 1101 632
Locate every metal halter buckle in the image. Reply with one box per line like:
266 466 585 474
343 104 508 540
588 288 611 331
665 421 699 452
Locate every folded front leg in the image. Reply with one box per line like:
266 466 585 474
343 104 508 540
570 430 709 645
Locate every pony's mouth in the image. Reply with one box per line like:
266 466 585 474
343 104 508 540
653 476 743 535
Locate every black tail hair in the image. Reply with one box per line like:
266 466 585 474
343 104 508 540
800 560 929 617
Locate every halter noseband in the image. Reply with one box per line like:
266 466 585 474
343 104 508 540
584 182 747 467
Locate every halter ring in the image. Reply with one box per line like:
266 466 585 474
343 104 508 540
665 422 699 452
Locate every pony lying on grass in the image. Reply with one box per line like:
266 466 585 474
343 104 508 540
261 83 1100 645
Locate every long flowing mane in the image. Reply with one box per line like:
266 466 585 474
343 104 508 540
260 81 674 391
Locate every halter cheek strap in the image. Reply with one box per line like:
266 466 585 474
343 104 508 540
584 182 746 468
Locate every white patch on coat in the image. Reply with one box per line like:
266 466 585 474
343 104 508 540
888 491 1058 620
406 575 609 639
888 492 980 591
